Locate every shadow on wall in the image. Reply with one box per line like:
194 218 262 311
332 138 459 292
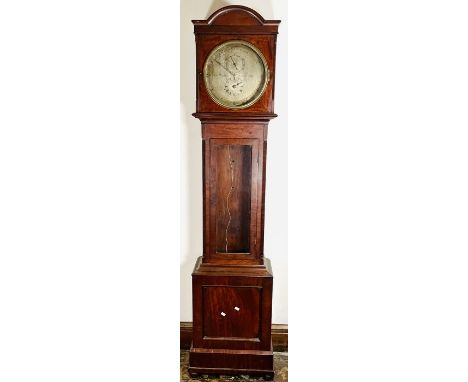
179 0 232 320
180 0 200 319
206 0 231 18
179 0 275 319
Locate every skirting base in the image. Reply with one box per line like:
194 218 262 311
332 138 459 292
188 346 274 379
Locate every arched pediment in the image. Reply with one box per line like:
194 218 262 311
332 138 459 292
207 5 265 25
193 5 280 27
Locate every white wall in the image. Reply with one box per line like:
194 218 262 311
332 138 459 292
180 0 288 324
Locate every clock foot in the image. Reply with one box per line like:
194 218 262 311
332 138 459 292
264 372 274 380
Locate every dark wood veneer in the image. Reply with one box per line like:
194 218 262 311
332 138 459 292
189 6 280 379
180 322 288 352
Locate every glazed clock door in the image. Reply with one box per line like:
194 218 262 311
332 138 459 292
208 138 259 262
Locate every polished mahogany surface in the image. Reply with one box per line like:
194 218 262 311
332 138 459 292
189 6 280 380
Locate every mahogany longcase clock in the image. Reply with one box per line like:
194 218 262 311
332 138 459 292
188 6 280 380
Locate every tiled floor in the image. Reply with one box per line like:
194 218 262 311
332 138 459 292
180 351 288 382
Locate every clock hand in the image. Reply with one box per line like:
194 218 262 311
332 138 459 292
230 56 238 70
214 59 235 78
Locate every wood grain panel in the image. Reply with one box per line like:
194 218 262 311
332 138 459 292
207 138 259 262
214 145 252 253
203 286 261 339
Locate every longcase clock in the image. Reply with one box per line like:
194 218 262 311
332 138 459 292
188 6 280 380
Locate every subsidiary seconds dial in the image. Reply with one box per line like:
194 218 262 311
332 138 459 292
203 40 269 109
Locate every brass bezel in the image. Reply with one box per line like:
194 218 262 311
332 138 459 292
203 40 270 110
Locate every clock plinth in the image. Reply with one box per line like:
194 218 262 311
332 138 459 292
189 257 274 378
188 6 280 379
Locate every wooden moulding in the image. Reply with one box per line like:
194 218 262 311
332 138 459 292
189 347 273 379
180 322 288 352
192 5 280 33
193 112 277 122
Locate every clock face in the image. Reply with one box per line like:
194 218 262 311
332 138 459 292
203 40 269 109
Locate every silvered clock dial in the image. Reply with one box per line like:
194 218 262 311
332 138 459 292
203 40 269 109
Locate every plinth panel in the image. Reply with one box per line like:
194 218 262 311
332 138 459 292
203 285 261 339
